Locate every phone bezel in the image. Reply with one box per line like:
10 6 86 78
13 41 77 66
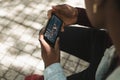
44 13 63 47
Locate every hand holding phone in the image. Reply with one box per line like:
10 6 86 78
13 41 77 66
44 13 63 47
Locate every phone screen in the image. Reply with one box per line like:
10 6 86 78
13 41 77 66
44 14 63 47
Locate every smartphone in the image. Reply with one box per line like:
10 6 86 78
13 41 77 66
44 13 63 47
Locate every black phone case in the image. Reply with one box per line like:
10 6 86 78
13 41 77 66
44 13 63 47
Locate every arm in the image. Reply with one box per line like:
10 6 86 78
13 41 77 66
105 0 120 61
105 0 120 79
48 4 93 28
44 63 66 80
39 28 66 80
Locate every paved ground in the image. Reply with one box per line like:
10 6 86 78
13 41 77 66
0 0 88 80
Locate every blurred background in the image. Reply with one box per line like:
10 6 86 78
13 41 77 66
0 0 88 80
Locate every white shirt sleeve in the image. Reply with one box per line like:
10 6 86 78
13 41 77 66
44 63 67 80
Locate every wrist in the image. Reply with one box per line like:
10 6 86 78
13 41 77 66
74 7 78 17
75 7 93 27
44 57 60 68
72 7 78 24
45 61 60 68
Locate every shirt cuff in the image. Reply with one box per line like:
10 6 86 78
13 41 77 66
75 7 93 27
44 63 66 80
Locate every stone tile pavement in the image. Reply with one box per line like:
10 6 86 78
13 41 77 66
0 0 89 80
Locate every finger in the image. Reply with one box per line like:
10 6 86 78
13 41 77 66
55 37 60 49
39 27 45 35
39 27 45 40
47 8 60 20
51 5 65 17
39 39 47 57
39 27 51 51
52 4 66 11
39 35 50 50
47 9 53 19
47 10 52 19
47 5 62 19
39 35 50 58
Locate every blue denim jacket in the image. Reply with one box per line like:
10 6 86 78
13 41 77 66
44 46 120 80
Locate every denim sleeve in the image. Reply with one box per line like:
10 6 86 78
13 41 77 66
106 67 120 80
44 63 67 80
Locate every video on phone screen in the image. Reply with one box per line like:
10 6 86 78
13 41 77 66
44 15 62 44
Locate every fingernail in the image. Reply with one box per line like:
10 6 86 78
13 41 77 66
52 6 57 10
